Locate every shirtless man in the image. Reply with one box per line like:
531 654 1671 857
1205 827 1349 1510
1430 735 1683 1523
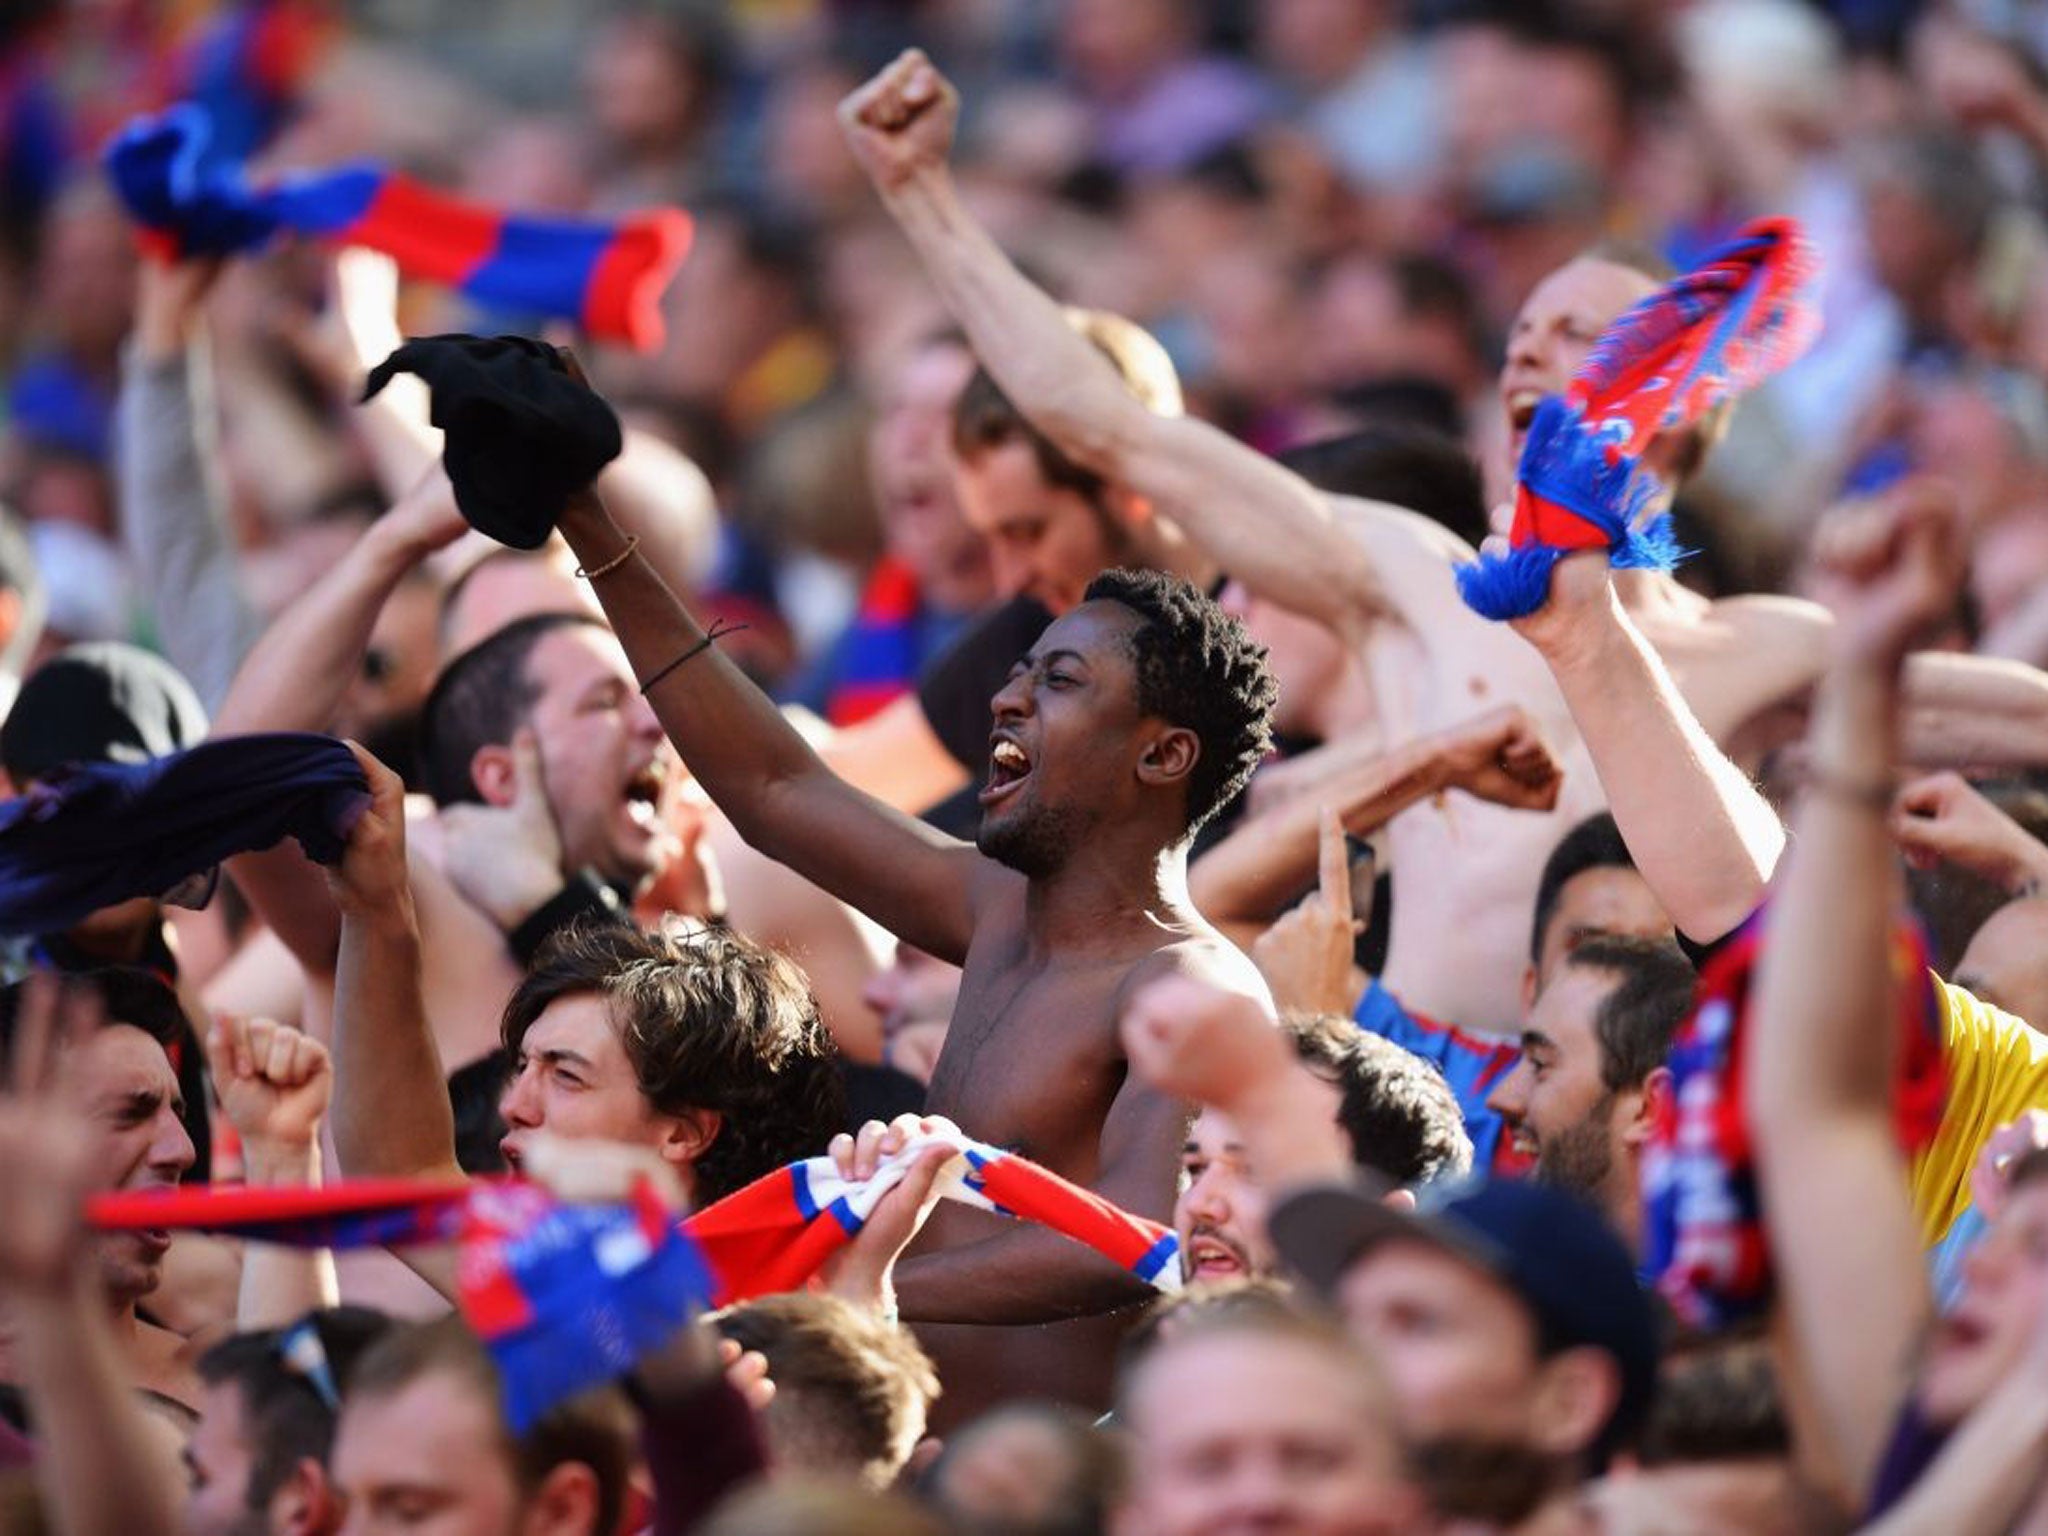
839 50 2048 1033
522 450 1275 1419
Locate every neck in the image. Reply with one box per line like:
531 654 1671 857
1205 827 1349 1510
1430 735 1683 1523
1022 837 1194 952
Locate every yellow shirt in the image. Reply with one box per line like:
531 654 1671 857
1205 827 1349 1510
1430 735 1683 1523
1909 979 2048 1247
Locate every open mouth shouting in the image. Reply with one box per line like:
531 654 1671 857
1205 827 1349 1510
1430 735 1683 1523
1186 1229 1250 1281
620 759 671 833
981 734 1033 807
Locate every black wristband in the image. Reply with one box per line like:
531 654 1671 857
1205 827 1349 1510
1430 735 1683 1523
507 869 629 967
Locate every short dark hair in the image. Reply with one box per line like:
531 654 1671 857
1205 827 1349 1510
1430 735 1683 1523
196 1307 395 1513
0 966 188 1057
1281 1012 1472 1185
922 1401 1122 1536
344 1317 634 1536
1528 813 1638 968
1276 425 1488 549
417 612 609 807
1081 567 1276 834
502 920 848 1203
1563 934 1696 1092
712 1294 939 1490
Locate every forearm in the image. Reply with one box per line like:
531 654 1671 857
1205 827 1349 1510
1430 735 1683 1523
16 1286 181 1536
1898 650 2048 768
213 520 425 736
331 903 460 1182
116 341 262 710
881 170 1379 643
596 433 720 600
1856 1371 2048 1536
235 1140 338 1329
1754 663 1906 1125
1192 740 1437 923
558 496 829 853
891 1224 1154 1325
1540 593 1783 942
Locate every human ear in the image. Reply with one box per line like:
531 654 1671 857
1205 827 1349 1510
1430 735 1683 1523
523 1459 600 1536
469 743 519 807
1136 727 1199 789
1528 1345 1619 1460
1619 1066 1672 1151
657 1107 722 1170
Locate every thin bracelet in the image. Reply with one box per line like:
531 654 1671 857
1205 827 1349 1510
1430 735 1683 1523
1802 761 1893 811
575 535 640 581
638 619 748 694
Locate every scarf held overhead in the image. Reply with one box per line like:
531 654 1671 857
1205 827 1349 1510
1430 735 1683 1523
102 104 690 350
1457 218 1821 620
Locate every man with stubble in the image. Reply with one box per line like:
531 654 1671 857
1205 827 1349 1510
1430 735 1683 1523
484 426 1277 1422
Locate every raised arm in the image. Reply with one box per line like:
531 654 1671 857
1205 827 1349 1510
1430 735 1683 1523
839 51 1387 653
212 473 465 974
1896 649 2048 769
323 745 464 1299
1512 556 1784 944
118 256 263 711
555 489 980 963
205 1015 339 1329
1747 492 1963 1501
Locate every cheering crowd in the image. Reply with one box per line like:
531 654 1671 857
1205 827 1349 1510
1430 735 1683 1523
7 1 2048 1533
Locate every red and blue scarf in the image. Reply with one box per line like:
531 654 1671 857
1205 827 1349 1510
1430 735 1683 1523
1641 909 1947 1331
103 104 690 351
1458 219 1820 620
90 1131 1180 1421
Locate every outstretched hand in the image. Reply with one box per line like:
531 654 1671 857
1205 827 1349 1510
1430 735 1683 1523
1809 479 1967 671
438 730 571 931
839 48 960 193
1430 704 1565 811
1252 808 1364 1015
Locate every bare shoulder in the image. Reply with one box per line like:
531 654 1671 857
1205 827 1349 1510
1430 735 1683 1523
1122 928 1271 1012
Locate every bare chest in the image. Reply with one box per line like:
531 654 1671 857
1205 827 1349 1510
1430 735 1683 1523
923 950 1127 1170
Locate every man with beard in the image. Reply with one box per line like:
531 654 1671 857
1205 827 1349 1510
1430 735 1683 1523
547 408 1275 1422
1484 934 1695 1254
1178 1015 1471 1285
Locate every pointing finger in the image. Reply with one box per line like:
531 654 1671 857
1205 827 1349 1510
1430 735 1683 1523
1317 807 1353 926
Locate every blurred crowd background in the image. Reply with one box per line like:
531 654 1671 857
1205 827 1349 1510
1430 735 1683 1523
3 0 2048 716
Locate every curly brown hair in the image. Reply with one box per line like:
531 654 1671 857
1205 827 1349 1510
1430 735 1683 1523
502 920 848 1202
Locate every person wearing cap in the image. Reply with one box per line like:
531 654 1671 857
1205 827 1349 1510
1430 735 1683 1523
1123 971 1658 1532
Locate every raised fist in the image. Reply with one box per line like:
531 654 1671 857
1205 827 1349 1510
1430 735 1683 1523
839 49 960 193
